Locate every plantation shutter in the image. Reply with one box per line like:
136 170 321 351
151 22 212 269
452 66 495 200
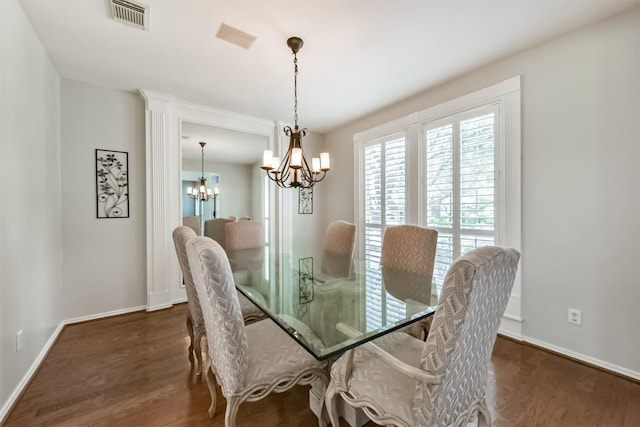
425 109 496 295
363 136 407 330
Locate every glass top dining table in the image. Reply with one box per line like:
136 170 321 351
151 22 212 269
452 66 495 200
233 254 436 361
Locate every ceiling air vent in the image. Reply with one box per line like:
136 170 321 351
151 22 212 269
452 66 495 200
216 23 256 50
107 0 149 31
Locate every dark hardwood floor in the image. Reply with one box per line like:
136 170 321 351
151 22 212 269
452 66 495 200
3 303 638 427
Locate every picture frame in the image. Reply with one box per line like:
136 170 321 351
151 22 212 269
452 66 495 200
96 149 129 218
298 257 314 304
298 187 313 214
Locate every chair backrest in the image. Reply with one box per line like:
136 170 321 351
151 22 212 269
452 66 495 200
182 216 201 236
171 226 203 327
186 236 249 395
414 246 520 426
321 220 356 278
225 221 265 272
381 225 438 304
204 218 233 250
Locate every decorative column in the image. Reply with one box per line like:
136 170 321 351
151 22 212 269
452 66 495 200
139 89 176 311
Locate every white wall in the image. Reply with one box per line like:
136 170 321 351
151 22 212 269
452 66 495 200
60 79 147 319
0 0 63 414
323 8 640 376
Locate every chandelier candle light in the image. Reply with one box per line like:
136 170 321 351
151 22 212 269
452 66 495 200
262 36 330 188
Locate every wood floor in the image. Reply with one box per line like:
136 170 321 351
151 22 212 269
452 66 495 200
3 303 639 427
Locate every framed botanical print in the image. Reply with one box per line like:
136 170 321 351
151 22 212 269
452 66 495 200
96 149 129 218
298 187 313 214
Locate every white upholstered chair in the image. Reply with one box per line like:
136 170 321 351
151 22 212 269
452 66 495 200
186 236 329 427
380 224 438 296
225 221 268 303
326 246 520 427
317 220 356 282
204 218 233 250
172 226 264 376
381 224 438 338
182 215 201 236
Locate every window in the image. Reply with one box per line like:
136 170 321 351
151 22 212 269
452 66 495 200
355 77 521 323
361 135 407 329
425 108 497 293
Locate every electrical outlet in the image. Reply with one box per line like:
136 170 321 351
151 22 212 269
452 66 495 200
16 330 23 352
568 308 582 326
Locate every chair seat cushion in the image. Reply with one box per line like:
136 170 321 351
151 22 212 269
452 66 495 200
331 331 424 425
245 319 325 385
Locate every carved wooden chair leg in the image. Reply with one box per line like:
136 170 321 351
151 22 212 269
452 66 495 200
193 327 206 377
224 395 241 427
325 382 340 427
205 365 218 418
186 314 195 367
478 398 492 427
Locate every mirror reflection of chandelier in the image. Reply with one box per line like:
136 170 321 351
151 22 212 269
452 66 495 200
261 36 330 189
187 141 219 202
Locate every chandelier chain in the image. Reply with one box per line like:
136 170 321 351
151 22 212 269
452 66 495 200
293 52 299 128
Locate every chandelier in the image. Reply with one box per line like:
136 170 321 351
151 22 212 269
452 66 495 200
187 141 219 203
261 36 330 188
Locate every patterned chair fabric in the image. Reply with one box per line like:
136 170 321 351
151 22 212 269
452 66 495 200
172 226 206 375
382 225 438 337
225 221 266 294
182 215 201 236
326 246 520 427
320 220 356 280
186 237 329 427
172 226 264 377
381 224 438 294
204 218 233 250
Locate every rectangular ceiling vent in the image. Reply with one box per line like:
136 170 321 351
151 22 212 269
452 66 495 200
107 0 149 31
216 23 256 50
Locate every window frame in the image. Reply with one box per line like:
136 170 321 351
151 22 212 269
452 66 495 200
354 76 522 336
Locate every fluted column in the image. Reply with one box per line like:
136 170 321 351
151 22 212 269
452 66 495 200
140 89 176 310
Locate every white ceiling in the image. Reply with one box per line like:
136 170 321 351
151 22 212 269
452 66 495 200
20 0 638 136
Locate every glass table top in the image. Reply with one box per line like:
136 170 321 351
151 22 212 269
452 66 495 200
233 255 436 361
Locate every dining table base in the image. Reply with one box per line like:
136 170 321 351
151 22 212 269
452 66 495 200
309 380 369 427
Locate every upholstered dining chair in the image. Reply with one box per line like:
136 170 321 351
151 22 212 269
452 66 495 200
380 224 438 301
225 220 265 272
204 218 233 250
186 236 329 427
326 246 520 427
224 221 269 302
182 215 201 236
317 220 357 282
381 224 438 339
172 226 264 377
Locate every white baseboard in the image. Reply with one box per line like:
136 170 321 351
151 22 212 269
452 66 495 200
147 290 172 311
65 305 147 325
172 296 188 305
498 314 523 340
0 304 147 424
0 321 64 423
524 337 640 381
